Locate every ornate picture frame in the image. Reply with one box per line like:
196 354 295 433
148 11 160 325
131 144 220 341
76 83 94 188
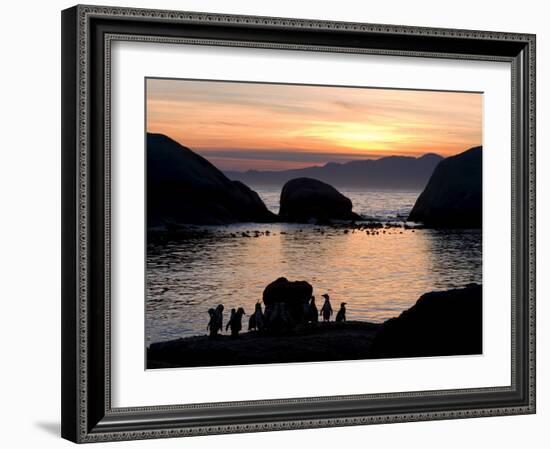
61 4 536 443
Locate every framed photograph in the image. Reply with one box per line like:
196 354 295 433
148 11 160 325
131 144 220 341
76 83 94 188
61 4 536 443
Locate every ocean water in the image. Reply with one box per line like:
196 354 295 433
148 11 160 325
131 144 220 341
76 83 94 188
146 188 482 345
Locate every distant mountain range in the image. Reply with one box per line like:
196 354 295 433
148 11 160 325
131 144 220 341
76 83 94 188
224 153 444 190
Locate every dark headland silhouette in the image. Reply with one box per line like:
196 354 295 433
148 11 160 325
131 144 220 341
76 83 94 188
408 146 482 228
224 153 443 190
147 281 482 368
147 133 276 226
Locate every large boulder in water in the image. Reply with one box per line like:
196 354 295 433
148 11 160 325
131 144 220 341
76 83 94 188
262 277 313 330
408 146 482 228
147 133 277 226
370 284 482 358
279 177 362 223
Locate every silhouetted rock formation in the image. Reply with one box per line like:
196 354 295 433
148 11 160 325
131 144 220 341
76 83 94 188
225 153 443 190
408 146 482 228
370 284 482 358
279 178 362 223
262 277 313 331
147 133 277 226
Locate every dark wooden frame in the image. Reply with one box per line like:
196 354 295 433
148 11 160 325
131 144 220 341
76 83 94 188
61 4 536 443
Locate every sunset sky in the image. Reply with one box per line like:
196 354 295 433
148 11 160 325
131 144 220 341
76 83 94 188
146 78 482 172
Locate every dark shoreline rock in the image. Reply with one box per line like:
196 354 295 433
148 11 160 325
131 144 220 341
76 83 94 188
408 146 482 228
370 284 482 358
262 277 312 329
279 177 362 223
147 133 277 226
147 284 482 369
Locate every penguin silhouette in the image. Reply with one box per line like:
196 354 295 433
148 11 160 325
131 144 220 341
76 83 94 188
207 308 216 336
207 305 224 337
226 308 236 332
249 302 265 331
212 304 224 336
229 307 245 337
335 302 347 322
248 311 256 331
309 296 318 323
320 294 333 322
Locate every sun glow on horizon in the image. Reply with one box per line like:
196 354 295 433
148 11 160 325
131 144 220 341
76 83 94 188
147 79 482 171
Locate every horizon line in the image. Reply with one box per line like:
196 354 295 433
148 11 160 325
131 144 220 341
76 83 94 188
149 130 482 173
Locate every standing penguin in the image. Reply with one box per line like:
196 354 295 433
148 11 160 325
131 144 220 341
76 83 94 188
320 294 333 322
207 305 224 337
226 308 236 332
207 308 216 336
335 302 347 322
309 296 318 323
249 302 265 331
248 310 256 331
228 307 245 337
214 304 224 334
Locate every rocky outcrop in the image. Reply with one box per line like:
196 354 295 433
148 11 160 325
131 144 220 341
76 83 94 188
279 177 362 223
262 277 313 331
408 146 482 228
147 133 277 226
370 284 482 358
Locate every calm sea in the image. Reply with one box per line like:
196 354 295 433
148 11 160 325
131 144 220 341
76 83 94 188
146 187 482 345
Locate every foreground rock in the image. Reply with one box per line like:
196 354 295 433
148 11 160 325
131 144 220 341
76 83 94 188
370 284 482 358
408 146 482 228
147 133 277 226
262 277 313 330
279 177 362 223
147 285 482 369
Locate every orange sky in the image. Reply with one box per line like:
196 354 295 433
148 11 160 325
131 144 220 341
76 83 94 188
146 78 482 171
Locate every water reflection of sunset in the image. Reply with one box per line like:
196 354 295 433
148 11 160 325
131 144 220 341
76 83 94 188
146 78 482 171
146 226 481 343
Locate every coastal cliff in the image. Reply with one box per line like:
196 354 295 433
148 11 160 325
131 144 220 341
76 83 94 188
408 146 482 228
147 133 277 226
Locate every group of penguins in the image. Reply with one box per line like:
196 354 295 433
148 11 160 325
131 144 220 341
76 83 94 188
206 294 347 338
